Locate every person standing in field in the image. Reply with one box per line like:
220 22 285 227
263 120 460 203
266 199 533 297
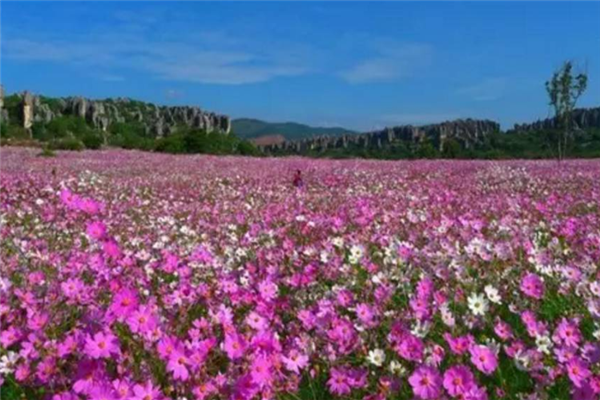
293 169 304 188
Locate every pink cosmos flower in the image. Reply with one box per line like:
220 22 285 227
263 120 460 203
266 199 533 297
246 311 268 331
520 273 544 299
84 331 119 359
131 380 162 400
0 326 22 347
566 357 591 388
572 383 596 400
193 382 217 400
355 303 376 326
443 365 475 397
409 366 442 399
250 354 273 388
61 278 86 302
157 337 177 359
112 378 132 399
109 287 139 321
327 367 352 396
494 319 513 341
396 334 424 362
444 333 474 356
282 349 309 374
167 350 190 381
89 385 119 400
223 332 246 360
127 306 157 334
258 279 278 301
86 221 107 240
469 345 498 375
232 374 259 400
553 318 582 348
78 198 102 215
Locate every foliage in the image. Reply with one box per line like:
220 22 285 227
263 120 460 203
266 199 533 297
49 137 85 151
154 129 260 156
3 94 23 124
45 115 92 140
82 133 104 150
37 146 57 157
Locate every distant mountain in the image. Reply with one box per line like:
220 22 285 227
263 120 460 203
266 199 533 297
231 118 357 141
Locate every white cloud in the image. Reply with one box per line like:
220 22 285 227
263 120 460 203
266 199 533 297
2 32 310 85
457 78 508 101
340 42 433 84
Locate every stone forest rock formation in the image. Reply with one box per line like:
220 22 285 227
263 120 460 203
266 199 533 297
261 119 501 154
511 107 600 133
0 87 231 137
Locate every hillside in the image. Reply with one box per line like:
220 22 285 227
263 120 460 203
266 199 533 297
232 118 357 141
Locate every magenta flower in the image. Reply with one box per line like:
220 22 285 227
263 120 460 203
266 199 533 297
167 351 190 381
520 273 545 299
566 357 591 388
131 380 162 400
469 345 498 375
409 366 442 399
553 318 582 348
443 365 475 397
84 331 119 359
88 385 118 400
396 334 424 362
223 332 246 360
250 354 273 387
282 349 309 374
109 287 139 321
327 367 352 396
494 319 513 341
127 306 157 334
86 221 107 240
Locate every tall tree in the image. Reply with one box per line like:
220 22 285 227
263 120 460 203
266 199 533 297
545 61 588 161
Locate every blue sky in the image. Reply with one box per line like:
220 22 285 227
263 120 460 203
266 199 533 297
2 2 599 131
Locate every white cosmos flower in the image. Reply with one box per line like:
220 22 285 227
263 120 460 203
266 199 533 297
332 237 344 248
349 245 364 264
535 335 553 355
0 352 19 375
388 360 406 376
484 285 502 304
367 349 386 367
467 293 489 316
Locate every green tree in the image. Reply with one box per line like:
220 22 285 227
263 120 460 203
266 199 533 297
414 137 439 159
441 138 462 159
545 61 588 161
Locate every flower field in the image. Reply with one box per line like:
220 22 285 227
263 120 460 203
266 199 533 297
1 148 599 400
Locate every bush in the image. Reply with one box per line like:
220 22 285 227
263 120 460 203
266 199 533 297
37 146 56 157
237 140 260 156
82 133 103 150
4 125 30 140
46 116 90 139
50 137 84 151
154 134 187 154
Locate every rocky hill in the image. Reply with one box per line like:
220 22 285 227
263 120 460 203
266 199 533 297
260 107 600 155
0 87 231 140
511 107 600 133
261 119 501 154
